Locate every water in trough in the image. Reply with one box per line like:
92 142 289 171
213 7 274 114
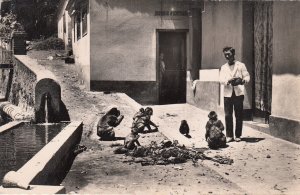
0 122 68 184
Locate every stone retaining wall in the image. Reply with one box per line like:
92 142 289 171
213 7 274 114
1 55 69 123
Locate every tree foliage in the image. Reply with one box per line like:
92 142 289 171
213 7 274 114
1 0 61 39
0 12 24 38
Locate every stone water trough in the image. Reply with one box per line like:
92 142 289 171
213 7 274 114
0 55 83 193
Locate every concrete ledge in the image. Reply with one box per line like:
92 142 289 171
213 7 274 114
0 185 65 194
244 121 270 135
187 81 220 112
91 80 158 105
2 121 83 188
269 115 300 145
117 93 141 111
0 121 23 134
14 55 56 81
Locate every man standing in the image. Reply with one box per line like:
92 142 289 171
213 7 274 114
219 47 250 142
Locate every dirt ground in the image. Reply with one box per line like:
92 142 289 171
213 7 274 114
27 50 245 194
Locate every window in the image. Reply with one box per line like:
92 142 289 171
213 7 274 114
63 14 66 33
74 2 88 41
73 16 76 42
82 5 88 37
76 13 81 41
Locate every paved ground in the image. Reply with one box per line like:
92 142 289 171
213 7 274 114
144 103 300 195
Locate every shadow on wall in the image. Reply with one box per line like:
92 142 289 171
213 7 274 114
35 78 70 123
273 65 300 75
94 0 160 15
93 0 194 16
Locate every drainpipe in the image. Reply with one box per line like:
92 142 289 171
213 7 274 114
188 5 202 81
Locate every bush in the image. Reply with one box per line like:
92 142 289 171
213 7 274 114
0 13 24 38
31 37 65 50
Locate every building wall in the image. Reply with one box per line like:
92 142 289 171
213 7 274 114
58 17 65 42
90 0 189 103
267 2 300 144
58 11 71 49
200 1 254 110
272 1 300 121
57 0 67 43
71 1 91 89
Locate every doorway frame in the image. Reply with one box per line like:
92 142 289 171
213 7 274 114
156 29 189 104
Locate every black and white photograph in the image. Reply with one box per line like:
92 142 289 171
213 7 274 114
0 0 299 194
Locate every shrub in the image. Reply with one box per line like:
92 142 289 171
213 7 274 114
0 13 24 38
31 37 65 50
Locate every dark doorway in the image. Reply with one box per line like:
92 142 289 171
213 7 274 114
158 31 187 105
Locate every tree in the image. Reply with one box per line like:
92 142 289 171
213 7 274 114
7 0 60 39
0 12 24 38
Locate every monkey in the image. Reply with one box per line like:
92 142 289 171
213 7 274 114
113 130 141 154
205 111 226 149
143 107 159 132
124 131 141 150
133 107 145 122
227 77 244 86
179 120 190 137
97 107 124 141
131 107 158 134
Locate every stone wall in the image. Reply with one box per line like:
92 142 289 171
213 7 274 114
8 56 36 116
3 55 69 123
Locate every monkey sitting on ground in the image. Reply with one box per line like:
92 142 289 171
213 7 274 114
205 111 226 149
131 107 158 134
133 108 145 122
179 120 190 138
97 107 124 141
124 130 141 150
113 130 141 154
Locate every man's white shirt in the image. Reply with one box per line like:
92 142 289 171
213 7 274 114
219 61 250 97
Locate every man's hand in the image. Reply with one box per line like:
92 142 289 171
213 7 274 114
227 77 236 85
228 77 244 86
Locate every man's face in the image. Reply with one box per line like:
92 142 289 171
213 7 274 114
224 50 235 64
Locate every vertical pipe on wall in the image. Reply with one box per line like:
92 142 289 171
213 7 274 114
188 7 202 81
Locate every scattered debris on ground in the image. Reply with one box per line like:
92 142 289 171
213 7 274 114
114 140 233 166
166 113 178 117
73 144 87 155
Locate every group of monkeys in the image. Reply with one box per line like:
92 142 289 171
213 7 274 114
97 107 159 150
97 106 226 150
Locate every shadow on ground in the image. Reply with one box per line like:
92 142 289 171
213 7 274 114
241 137 265 143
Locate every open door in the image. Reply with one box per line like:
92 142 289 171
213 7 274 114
158 31 187 105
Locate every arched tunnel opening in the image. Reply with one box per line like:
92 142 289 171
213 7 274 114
35 78 70 123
